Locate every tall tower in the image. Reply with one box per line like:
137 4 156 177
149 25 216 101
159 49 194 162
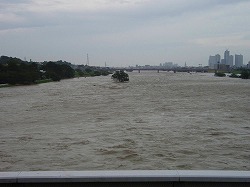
215 54 221 64
208 55 216 69
229 55 234 67
208 54 220 69
235 54 243 67
224 50 230 65
86 53 89 66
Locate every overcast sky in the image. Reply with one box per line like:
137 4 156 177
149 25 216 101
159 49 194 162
0 0 250 67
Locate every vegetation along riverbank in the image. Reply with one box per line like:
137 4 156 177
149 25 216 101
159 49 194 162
214 69 250 79
0 56 112 87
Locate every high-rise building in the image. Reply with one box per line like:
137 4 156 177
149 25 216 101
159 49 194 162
208 55 216 69
221 59 225 64
235 54 243 67
208 54 220 69
229 55 234 67
209 50 244 69
224 50 230 65
215 54 221 64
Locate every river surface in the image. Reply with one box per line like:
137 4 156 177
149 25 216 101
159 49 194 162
0 72 249 171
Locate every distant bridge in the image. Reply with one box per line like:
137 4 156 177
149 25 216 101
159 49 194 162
112 67 209 73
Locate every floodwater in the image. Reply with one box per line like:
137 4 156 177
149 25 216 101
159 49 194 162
0 72 249 171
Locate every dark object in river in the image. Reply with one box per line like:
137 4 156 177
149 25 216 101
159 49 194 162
111 70 129 82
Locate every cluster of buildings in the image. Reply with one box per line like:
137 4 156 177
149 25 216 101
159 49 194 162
134 62 179 69
159 62 178 68
208 50 244 70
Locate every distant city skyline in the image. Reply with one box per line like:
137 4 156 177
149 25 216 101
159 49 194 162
208 49 245 69
1 0 250 67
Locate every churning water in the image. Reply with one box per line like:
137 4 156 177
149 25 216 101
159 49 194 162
0 72 249 171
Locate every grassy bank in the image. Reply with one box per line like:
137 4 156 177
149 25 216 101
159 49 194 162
34 79 53 84
0 84 12 88
0 79 54 88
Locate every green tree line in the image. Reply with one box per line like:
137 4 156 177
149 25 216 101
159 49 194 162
0 56 113 86
0 56 75 85
75 68 111 77
215 69 250 79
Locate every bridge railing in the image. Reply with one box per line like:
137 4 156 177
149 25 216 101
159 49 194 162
1 170 250 187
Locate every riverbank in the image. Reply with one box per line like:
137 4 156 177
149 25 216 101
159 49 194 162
0 84 11 88
0 79 53 88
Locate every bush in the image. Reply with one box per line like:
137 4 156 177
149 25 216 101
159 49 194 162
112 70 129 82
240 70 250 79
214 72 226 77
229 73 240 78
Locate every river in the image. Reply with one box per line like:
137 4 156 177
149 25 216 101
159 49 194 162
0 72 249 171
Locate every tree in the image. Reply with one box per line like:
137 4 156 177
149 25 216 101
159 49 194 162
85 68 92 73
214 72 226 77
241 69 250 79
229 73 239 78
42 62 74 81
0 56 77 85
0 58 41 85
60 64 75 78
111 70 129 82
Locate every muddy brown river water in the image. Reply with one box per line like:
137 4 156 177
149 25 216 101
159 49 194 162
0 72 249 171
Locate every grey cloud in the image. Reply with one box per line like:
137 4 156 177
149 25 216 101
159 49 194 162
1 0 250 66
122 0 250 19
